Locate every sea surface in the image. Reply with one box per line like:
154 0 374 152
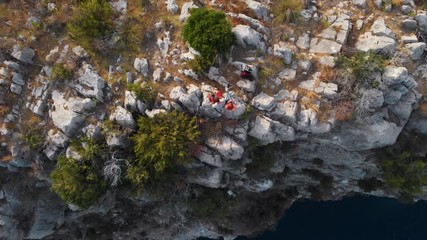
236 196 427 240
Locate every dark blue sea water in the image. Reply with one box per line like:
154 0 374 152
236 196 427 240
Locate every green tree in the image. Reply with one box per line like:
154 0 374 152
50 138 107 208
21 126 44 150
127 111 201 186
51 63 72 81
67 0 114 49
382 151 427 198
182 8 234 62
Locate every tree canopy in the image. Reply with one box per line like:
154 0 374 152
182 8 234 61
50 138 108 208
127 111 200 186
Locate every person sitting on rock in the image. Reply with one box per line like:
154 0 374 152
208 90 223 104
240 65 253 80
224 99 236 111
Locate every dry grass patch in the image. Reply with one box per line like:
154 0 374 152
334 99 354 122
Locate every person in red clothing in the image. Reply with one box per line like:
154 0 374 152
224 99 236 111
208 90 223 104
240 65 253 80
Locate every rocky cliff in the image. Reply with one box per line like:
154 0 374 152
1 0 427 239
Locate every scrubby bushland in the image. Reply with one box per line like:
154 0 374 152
335 52 386 89
126 82 156 103
182 8 234 63
67 0 114 50
127 111 200 187
21 125 44 150
272 0 304 24
381 150 427 200
51 63 72 81
50 138 108 208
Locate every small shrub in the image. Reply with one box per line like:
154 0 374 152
115 17 144 53
272 0 304 24
127 111 201 186
50 137 108 208
183 8 234 61
127 82 157 103
335 52 386 89
21 126 44 150
187 55 211 74
381 151 427 199
51 63 72 81
67 0 114 50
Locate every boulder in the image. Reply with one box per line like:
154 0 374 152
401 5 412 15
145 108 167 118
244 179 274 192
298 80 338 99
179 2 198 22
405 42 426 60
134 58 149 77
109 106 136 129
318 13 351 44
401 35 418 43
50 91 95 136
157 32 172 57
165 0 178 14
401 19 417 31
297 33 310 50
187 167 224 188
244 0 269 21
10 84 23 95
273 89 298 101
271 101 299 123
110 0 127 13
152 68 163 82
237 79 256 92
387 91 417 123
358 88 384 112
12 47 35 64
47 129 69 148
251 92 276 111
384 91 402 105
12 72 25 85
76 64 106 101
371 17 396 39
196 146 223 168
232 25 266 52
415 14 427 30
335 115 403 150
248 116 295 145
205 135 244 160
224 123 248 142
273 42 293 64
278 68 296 81
353 0 366 8
124 91 147 114
355 32 396 56
169 85 201 113
382 66 408 86
208 67 228 87
72 46 89 58
309 38 342 54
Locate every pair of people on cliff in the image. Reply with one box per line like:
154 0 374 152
208 66 253 110
208 86 236 111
